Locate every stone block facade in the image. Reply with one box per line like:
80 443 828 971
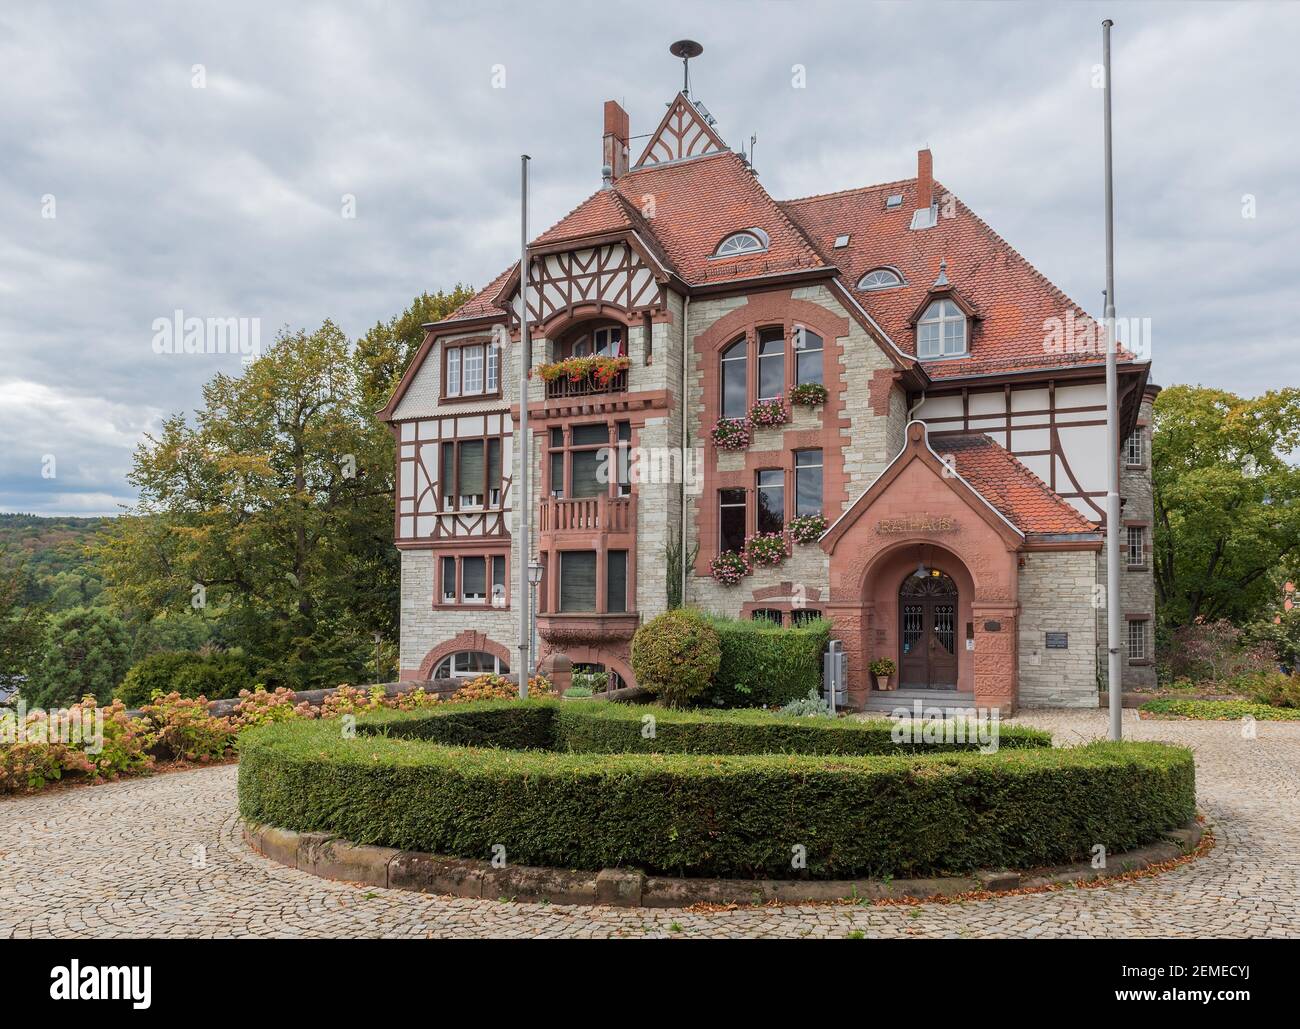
1018 550 1100 707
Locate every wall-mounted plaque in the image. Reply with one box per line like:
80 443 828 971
983 620 1001 632
874 514 958 535
1045 632 1069 649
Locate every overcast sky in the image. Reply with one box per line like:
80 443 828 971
1 0 1296 516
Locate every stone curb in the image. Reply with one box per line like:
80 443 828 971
242 820 1202 909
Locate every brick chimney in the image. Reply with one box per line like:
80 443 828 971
603 100 630 183
916 148 933 212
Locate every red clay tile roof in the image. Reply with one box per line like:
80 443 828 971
610 151 829 284
780 179 1128 380
941 433 1097 535
439 106 1137 384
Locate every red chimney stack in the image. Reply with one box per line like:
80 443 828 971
916 148 933 212
603 101 630 182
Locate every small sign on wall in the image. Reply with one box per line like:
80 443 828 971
1045 632 1069 649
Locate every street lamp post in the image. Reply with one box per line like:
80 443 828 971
528 561 543 677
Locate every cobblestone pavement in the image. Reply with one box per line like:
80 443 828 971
1 710 1296 938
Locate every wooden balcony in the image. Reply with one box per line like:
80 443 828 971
543 367 628 401
539 495 636 535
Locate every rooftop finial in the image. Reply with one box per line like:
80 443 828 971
934 258 950 287
669 39 703 96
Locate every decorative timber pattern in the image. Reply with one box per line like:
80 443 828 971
513 243 662 327
635 92 728 167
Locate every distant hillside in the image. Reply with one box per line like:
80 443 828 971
0 514 112 607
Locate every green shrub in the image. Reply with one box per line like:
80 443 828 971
1141 698 1300 721
116 650 257 707
777 688 833 718
138 692 235 761
238 701 1193 880
631 609 720 707
564 685 594 698
702 614 831 707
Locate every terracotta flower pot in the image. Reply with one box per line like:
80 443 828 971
872 672 895 691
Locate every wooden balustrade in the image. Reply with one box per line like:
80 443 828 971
539 495 635 535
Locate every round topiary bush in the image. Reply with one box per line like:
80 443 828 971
237 700 1197 880
630 609 721 707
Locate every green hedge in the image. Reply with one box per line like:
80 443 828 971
239 701 1194 879
547 700 1051 754
702 615 831 707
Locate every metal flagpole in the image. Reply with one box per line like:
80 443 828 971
518 154 532 699
1102 20 1122 741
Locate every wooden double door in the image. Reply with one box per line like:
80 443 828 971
899 572 959 689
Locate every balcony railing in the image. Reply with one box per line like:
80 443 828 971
539 494 635 535
543 367 628 401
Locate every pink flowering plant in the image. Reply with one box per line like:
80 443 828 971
709 549 751 586
710 416 752 451
787 513 828 545
749 396 790 427
790 382 828 407
745 531 789 567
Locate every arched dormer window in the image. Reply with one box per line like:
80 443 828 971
857 267 904 291
712 229 769 259
917 299 967 358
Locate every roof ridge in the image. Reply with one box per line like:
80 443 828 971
780 176 916 206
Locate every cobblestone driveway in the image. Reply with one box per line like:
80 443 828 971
2 711 1296 938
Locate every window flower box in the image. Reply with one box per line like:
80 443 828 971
710 416 752 451
790 382 828 407
537 355 630 386
749 396 790 427
709 549 751 586
745 531 789 568
787 513 828 545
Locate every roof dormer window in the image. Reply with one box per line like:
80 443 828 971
917 299 967 358
857 267 904 291
712 229 768 258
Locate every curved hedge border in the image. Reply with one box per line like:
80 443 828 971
237 700 1195 880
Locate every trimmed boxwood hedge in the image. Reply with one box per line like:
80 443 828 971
702 615 831 708
238 700 1195 879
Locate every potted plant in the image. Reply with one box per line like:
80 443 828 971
749 396 790 428
710 416 753 451
790 382 828 407
869 657 897 691
787 513 828 545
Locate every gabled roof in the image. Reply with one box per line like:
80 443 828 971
940 433 1098 535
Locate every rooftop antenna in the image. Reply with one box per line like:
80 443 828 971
670 39 703 96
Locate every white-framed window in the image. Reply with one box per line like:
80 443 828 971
1126 525 1145 567
486 343 499 392
857 267 904 291
445 347 461 396
712 229 768 258
433 651 508 678
1125 429 1144 466
1127 619 1148 661
462 345 484 394
918 299 967 358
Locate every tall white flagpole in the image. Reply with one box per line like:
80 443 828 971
518 154 532 699
1103 20 1123 741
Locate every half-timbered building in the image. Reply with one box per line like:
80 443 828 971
379 81 1157 712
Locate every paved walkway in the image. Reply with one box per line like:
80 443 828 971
1 711 1296 938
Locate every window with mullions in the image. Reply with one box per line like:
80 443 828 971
1127 619 1148 661
439 437 503 510
547 422 631 499
1126 525 1145 567
439 554 507 606
1125 429 1144 466
443 341 499 399
917 299 967 358
434 651 508 678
